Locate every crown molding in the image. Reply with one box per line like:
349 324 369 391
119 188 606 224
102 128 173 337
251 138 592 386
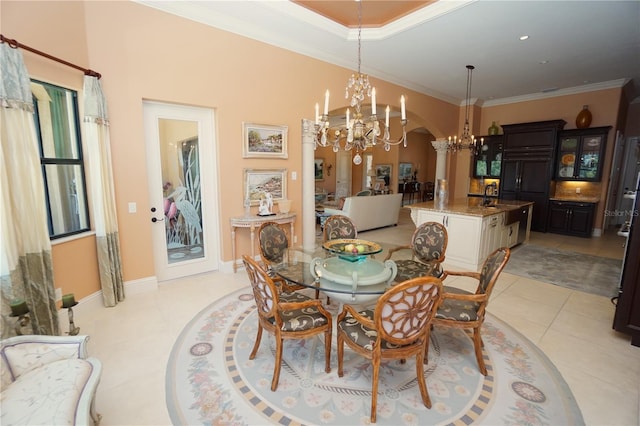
482 79 629 107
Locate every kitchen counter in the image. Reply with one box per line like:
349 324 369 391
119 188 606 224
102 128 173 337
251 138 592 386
407 198 533 270
407 198 534 218
549 196 600 203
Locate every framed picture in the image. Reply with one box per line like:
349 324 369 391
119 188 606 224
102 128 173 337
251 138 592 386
374 181 383 191
243 168 287 205
399 162 413 180
242 123 288 158
314 158 324 181
376 164 392 181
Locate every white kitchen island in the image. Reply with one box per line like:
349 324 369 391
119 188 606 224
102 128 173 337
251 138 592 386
407 198 533 271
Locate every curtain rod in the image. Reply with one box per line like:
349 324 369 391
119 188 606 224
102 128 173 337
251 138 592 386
1 34 101 79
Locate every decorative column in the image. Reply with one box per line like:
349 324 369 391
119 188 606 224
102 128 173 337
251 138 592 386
301 119 317 251
431 138 449 181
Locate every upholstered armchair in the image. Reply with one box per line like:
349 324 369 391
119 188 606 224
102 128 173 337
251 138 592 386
322 214 358 242
385 221 448 283
243 256 332 391
337 276 443 423
433 247 511 376
0 335 102 425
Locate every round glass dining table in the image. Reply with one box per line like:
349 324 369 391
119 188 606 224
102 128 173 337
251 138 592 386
272 243 398 305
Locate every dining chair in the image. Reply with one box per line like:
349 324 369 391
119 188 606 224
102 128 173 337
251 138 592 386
322 214 358 242
432 247 511 376
258 221 304 294
242 255 333 391
384 221 448 283
423 181 435 201
336 276 443 423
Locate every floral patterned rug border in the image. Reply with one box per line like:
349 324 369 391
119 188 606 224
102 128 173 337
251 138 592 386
166 287 584 425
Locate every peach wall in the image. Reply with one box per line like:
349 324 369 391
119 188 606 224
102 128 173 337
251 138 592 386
1 1 630 302
2 0 456 291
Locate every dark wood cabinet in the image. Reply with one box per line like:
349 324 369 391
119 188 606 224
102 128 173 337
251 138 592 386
500 120 566 232
502 120 566 155
501 158 554 232
613 193 640 346
555 127 611 181
473 135 503 178
547 200 595 237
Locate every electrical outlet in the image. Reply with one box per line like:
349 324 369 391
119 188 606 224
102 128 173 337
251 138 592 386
576 187 581 194
293 235 298 243
55 288 62 301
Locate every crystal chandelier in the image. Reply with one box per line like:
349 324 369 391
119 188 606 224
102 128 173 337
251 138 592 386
313 1 407 165
448 65 480 155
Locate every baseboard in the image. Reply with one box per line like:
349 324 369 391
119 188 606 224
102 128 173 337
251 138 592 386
592 228 602 237
58 277 157 317
125 276 158 294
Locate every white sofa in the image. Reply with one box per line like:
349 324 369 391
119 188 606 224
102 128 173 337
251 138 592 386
323 193 403 232
1 335 102 425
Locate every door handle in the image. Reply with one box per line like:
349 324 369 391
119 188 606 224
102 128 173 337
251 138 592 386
150 207 164 223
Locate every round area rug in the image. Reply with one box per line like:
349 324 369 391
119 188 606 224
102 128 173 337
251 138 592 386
166 287 584 425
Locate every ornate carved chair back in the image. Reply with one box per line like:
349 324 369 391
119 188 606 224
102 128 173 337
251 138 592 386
476 247 511 309
412 221 448 265
243 255 280 327
323 214 358 242
258 222 289 266
374 277 442 347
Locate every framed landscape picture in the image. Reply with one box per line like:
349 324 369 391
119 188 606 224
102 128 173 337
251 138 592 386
242 123 288 158
399 162 413 180
376 164 392 181
314 158 324 181
243 168 287 205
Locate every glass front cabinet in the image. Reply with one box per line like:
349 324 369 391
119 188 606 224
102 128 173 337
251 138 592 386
555 126 611 181
473 135 503 178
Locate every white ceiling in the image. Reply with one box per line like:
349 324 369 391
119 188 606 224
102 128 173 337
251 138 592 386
136 0 640 106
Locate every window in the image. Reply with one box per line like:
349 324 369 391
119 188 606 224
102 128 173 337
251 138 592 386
31 80 90 239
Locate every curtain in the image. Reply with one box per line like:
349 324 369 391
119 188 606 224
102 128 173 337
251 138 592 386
83 76 124 307
0 43 59 337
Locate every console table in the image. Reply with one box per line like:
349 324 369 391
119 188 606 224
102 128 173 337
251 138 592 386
230 212 296 272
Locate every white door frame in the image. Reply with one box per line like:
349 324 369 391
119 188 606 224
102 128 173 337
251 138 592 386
143 101 220 281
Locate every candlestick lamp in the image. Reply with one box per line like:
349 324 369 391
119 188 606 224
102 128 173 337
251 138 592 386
62 293 80 335
9 298 31 335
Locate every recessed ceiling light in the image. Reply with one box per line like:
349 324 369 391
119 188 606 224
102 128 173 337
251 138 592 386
519 35 529 41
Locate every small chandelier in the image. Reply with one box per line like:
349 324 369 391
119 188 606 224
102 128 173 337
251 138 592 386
313 0 407 165
448 65 480 155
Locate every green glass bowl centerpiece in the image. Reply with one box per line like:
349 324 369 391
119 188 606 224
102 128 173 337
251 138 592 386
322 238 382 262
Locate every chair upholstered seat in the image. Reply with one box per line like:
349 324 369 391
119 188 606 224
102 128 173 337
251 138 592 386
434 286 480 321
386 221 447 283
271 303 331 331
338 309 414 350
393 259 443 281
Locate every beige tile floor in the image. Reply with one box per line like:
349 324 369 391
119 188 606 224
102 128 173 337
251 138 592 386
77 210 640 425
